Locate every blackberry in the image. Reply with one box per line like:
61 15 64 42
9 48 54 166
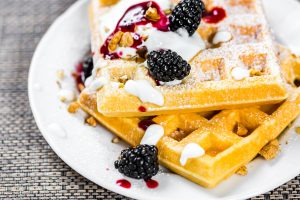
169 0 205 36
147 49 191 82
114 144 159 180
82 56 94 82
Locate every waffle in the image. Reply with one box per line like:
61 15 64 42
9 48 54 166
83 0 288 117
79 88 300 188
78 46 300 187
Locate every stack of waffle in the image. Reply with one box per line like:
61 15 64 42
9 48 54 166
78 0 300 188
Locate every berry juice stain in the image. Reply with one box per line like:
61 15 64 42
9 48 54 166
138 106 147 112
145 179 159 189
100 1 169 59
116 179 131 189
138 117 156 131
72 62 84 91
203 7 226 24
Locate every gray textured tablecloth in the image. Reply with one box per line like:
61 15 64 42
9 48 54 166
0 0 299 199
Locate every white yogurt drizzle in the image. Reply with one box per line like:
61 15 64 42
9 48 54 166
140 124 164 145
124 80 164 106
212 31 232 45
231 67 250 81
142 28 205 61
180 143 205 166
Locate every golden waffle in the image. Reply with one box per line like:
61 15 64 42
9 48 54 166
79 89 300 188
78 46 300 188
83 0 288 117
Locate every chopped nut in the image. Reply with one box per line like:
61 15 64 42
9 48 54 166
136 46 148 59
119 32 134 47
296 127 300 135
250 69 263 76
104 26 110 33
56 69 65 80
141 34 149 41
56 80 62 89
163 9 172 15
78 83 85 92
136 56 146 63
108 31 123 52
145 7 160 21
118 75 128 83
234 123 248 136
259 139 280 160
68 102 80 113
60 96 67 102
235 166 248 176
86 116 97 127
112 137 120 143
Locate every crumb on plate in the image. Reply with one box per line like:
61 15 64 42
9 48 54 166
235 165 248 176
259 139 280 160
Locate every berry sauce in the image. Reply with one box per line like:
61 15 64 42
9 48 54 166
72 62 84 90
100 1 169 59
116 179 131 189
138 117 156 131
203 7 226 24
145 179 159 189
138 106 147 112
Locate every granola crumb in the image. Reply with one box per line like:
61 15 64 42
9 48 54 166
249 69 263 76
78 83 85 92
118 75 128 83
56 69 65 80
112 137 120 143
104 26 110 33
60 96 67 102
235 166 248 176
108 31 123 52
259 139 280 160
295 127 300 135
56 80 62 89
145 7 160 21
163 9 172 15
68 102 80 113
235 123 248 136
119 32 134 47
86 116 97 127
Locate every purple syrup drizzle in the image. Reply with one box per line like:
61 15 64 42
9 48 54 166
100 1 169 59
138 117 156 131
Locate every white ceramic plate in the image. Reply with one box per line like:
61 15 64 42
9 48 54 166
28 0 300 199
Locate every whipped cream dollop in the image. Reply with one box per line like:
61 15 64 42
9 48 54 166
140 124 164 145
124 80 164 106
142 28 205 61
231 67 250 81
212 31 232 45
180 143 205 166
